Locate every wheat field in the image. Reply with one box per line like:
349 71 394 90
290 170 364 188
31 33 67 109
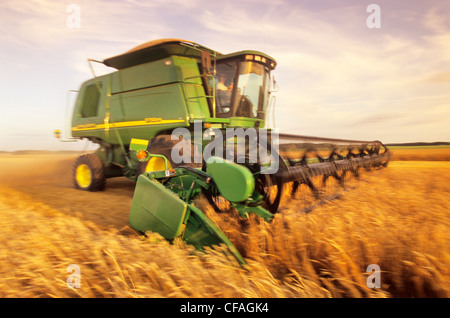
0 148 449 298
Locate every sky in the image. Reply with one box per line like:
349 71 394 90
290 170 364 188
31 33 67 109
0 0 449 151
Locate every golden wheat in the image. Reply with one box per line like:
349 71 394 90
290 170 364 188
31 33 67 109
391 147 450 161
0 150 449 298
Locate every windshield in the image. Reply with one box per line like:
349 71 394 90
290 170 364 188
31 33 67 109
213 60 270 119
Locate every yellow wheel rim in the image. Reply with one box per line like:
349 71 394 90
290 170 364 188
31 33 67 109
76 164 92 188
145 157 172 172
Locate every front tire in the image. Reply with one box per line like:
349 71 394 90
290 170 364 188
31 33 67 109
73 154 106 191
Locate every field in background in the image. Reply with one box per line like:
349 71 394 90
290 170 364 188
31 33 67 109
389 145 450 161
0 147 449 298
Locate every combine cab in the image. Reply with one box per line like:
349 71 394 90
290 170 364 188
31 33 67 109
59 39 391 265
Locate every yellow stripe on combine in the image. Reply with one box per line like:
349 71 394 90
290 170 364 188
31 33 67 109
130 138 149 146
72 119 185 132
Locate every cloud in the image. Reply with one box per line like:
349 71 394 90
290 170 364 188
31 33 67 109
427 71 450 83
1 0 450 150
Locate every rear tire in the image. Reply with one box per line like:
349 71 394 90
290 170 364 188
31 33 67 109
73 154 106 191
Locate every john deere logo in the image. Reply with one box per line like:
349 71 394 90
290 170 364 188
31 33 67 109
145 117 162 123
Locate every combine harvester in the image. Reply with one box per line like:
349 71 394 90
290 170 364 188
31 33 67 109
57 39 391 265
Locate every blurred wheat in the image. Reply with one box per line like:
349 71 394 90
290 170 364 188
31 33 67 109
200 161 450 298
0 187 323 298
0 152 449 298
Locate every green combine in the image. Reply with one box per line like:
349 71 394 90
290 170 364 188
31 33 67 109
57 39 391 265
